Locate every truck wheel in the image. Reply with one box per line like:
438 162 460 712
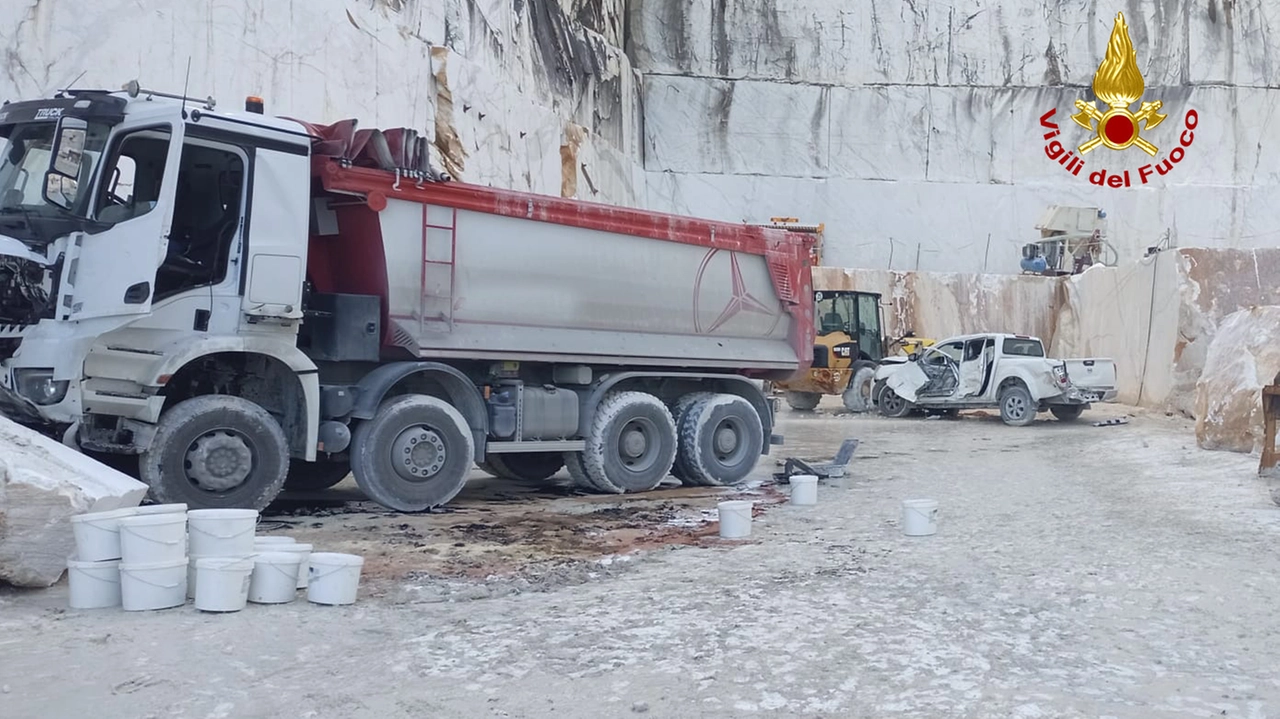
877 387 913 418
998 384 1036 427
785 391 821 411
841 361 878 413
284 460 351 491
676 394 764 487
563 451 614 493
350 394 475 512
669 391 715 483
485 452 565 482
581 391 678 493
1049 405 1084 422
140 395 289 511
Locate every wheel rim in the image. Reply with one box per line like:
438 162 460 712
882 392 904 414
710 416 750 466
184 429 255 492
1004 394 1028 420
391 425 447 482
616 417 661 473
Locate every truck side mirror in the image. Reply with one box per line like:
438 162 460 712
908 352 920 362
42 116 88 210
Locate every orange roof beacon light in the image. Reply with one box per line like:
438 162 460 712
245 95 265 114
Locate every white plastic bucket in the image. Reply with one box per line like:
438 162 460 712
188 509 259 557
717 500 754 539
247 551 304 604
902 499 939 537
306 552 364 605
194 556 255 612
133 503 188 515
119 558 188 611
67 556 122 609
253 536 297 547
269 543 314 589
789 474 819 505
69 507 141 562
117 513 188 564
187 552 253 599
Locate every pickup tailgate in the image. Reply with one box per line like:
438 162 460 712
1064 358 1116 392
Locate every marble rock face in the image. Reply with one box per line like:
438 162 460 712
0 418 147 588
1194 307 1280 454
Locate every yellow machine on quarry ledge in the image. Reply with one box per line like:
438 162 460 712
752 219 934 412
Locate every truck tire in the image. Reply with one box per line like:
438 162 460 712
580 390 678 494
998 383 1036 427
140 395 290 511
841 361 878 413
1049 404 1084 422
563 451 613 493
350 394 475 512
877 387 913 418
484 452 565 482
676 394 764 487
284 460 351 491
669 391 715 483
785 391 821 411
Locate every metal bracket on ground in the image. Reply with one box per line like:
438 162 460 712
772 438 859 484
1091 418 1129 427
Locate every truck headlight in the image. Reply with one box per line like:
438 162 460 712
14 368 70 406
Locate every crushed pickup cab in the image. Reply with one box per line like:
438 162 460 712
871 333 1117 426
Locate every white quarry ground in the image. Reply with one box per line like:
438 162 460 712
3 402 1279 718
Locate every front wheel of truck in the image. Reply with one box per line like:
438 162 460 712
140 395 290 511
350 394 475 512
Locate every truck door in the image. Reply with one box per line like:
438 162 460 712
67 121 182 321
956 338 989 397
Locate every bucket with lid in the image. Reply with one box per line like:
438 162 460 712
119 558 188 611
188 509 259 557
247 551 304 604
118 512 188 564
67 556 122 609
70 506 141 562
306 553 364 605
194 556 256 612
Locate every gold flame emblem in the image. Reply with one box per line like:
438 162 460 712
1070 11 1167 156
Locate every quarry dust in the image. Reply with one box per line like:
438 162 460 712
5 401 1280 718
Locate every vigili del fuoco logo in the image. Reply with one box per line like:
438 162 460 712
1039 11 1198 188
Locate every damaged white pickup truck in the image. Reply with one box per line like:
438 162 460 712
871 333 1117 426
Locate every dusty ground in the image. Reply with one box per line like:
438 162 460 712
4 400 1280 718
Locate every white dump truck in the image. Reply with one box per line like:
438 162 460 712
872 333 1117 425
0 83 815 512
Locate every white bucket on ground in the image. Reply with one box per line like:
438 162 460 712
188 509 258 557
247 551 304 604
253 536 296 547
187 553 255 599
789 474 819 505
69 507 141 562
133 503 188 515
67 556 122 609
717 500 754 539
306 553 364 605
194 556 255 612
119 558 188 611
269 543 314 589
902 499 939 537
117 513 188 564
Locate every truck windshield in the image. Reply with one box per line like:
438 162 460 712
0 120 111 245
1002 338 1045 357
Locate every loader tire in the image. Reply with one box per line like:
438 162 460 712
676 393 763 487
140 395 289 511
350 394 474 512
579 391 677 493
284 459 351 491
669 391 715 484
841 361 878 413
785 391 821 411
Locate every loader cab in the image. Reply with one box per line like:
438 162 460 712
811 290 885 369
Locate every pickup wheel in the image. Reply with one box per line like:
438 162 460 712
841 361 878 413
580 391 678 493
284 459 351 491
1050 405 1084 422
350 394 475 512
785 391 822 411
998 384 1036 427
669 391 715 484
482 452 565 482
676 394 763 487
140 395 289 511
877 387 913 418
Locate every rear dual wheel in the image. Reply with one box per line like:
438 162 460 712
673 393 763 487
564 391 678 494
